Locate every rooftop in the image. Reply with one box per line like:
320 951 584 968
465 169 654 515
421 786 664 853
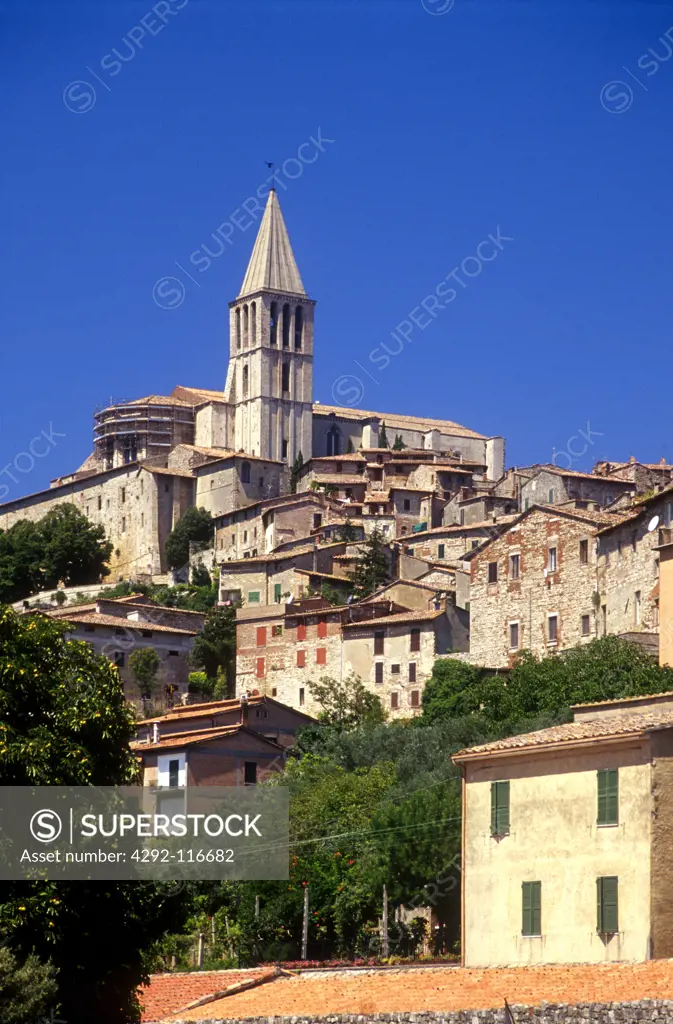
312 404 487 439
131 724 285 754
343 608 443 629
238 189 306 298
48 611 197 636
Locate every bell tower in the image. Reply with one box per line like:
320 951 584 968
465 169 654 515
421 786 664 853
223 189 314 466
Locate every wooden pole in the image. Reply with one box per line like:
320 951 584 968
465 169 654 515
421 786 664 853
382 885 389 957
301 885 309 960
197 932 204 968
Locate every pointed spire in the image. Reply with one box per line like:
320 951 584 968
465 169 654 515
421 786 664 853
238 189 306 298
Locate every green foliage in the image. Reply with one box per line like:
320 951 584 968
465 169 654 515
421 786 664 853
346 439 354 454
190 563 211 588
164 506 213 570
190 605 237 692
52 590 67 606
337 519 359 543
392 434 406 450
378 422 389 448
308 674 386 729
0 945 58 1023
420 660 486 723
129 647 160 702
0 505 112 604
348 528 391 599
290 450 304 493
188 670 213 698
319 582 351 606
97 578 218 612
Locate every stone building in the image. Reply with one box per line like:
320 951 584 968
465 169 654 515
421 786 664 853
594 456 673 493
214 491 347 561
520 466 633 511
454 692 673 966
398 517 517 567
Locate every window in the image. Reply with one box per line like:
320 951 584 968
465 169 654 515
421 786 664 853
115 627 126 636
86 505 89 517
270 301 278 345
316 647 327 665
244 761 257 786
548 488 555 503
243 304 249 346
241 461 251 484
97 496 102 511
141 512 144 527
168 759 180 789
281 361 290 393
548 547 557 572
375 662 384 685
410 689 420 707
168 650 179 657
256 627 267 648
522 881 541 936
256 657 265 678
601 604 607 635
250 301 256 345
460 508 465 525
141 629 153 638
84 624 95 633
317 617 327 639
509 622 520 650
121 487 126 504
597 876 619 934
297 622 307 641
114 652 125 668
121 516 126 535
488 562 498 584
271 687 277 697
336 462 342 473
403 499 411 511
294 305 303 349
374 630 385 655
490 780 510 836
235 306 241 348
581 614 591 637
242 364 249 397
274 583 282 604
597 768 619 826
509 553 520 580
299 687 305 706
438 543 445 559
547 614 558 644
410 628 421 653
579 539 589 564
282 303 291 347
282 440 289 460
248 591 260 604
391 663 400 675
390 692 399 710
408 662 416 683
313 514 322 529
635 590 642 625
297 649 306 668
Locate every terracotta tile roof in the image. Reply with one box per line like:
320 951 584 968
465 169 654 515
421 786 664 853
570 689 673 710
121 395 193 408
143 465 196 479
453 705 673 761
170 386 227 406
527 463 634 484
343 608 443 629
310 475 367 486
131 724 286 754
162 961 673 1019
294 568 352 583
51 612 197 636
312 404 487 439
139 967 272 1021
396 517 517 541
312 454 367 462
221 545 315 566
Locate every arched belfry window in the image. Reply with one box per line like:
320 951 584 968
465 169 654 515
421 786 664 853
326 425 341 456
281 361 290 394
282 303 290 348
243 305 249 347
241 461 251 484
250 302 256 346
270 302 278 345
235 307 241 349
294 305 303 350
242 364 249 398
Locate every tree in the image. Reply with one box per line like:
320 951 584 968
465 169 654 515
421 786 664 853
190 605 237 693
164 506 213 571
348 528 391 599
378 422 388 448
420 659 485 723
290 451 304 493
0 507 112 604
129 646 161 702
0 608 194 1024
0 945 58 1024
190 563 211 588
337 518 359 543
308 674 386 729
392 434 406 450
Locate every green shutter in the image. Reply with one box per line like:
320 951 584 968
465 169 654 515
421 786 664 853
597 769 618 825
491 780 510 836
274 583 282 603
522 881 541 936
247 591 260 604
597 876 618 933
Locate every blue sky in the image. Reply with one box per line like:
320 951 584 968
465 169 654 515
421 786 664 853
2 0 673 498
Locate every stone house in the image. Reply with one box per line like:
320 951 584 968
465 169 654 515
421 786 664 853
214 491 344 561
520 466 633 511
218 540 358 606
594 456 673 493
398 518 516 566
443 490 518 526
48 597 204 705
453 691 673 966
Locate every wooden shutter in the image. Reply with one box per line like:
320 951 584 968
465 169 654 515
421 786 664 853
410 628 421 652
296 650 306 668
375 662 383 685
316 647 326 665
256 657 265 678
297 622 306 641
256 627 267 648
597 876 618 933
491 780 510 835
522 881 541 935
317 617 327 639
374 630 385 655
597 769 618 825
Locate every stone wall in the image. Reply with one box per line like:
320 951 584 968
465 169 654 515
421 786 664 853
175 1004 673 1024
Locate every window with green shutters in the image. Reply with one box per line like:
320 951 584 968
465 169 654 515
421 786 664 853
597 768 618 825
597 876 618 934
274 583 282 603
522 881 541 936
490 780 510 836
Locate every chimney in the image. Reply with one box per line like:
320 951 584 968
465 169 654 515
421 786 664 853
240 692 249 726
152 723 159 744
630 456 636 464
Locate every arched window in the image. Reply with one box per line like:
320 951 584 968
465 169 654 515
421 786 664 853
294 305 303 350
270 302 278 345
243 305 249 347
281 361 290 394
242 364 249 398
241 461 251 483
250 302 256 346
282 303 290 348
326 425 341 456
235 307 241 349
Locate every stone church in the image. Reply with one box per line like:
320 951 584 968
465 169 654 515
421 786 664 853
0 189 503 578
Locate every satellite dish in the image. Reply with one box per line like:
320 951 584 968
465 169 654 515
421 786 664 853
648 515 660 533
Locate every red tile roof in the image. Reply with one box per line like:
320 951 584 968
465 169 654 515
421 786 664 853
140 968 274 1021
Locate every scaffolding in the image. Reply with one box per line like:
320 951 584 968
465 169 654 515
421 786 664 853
93 397 195 469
